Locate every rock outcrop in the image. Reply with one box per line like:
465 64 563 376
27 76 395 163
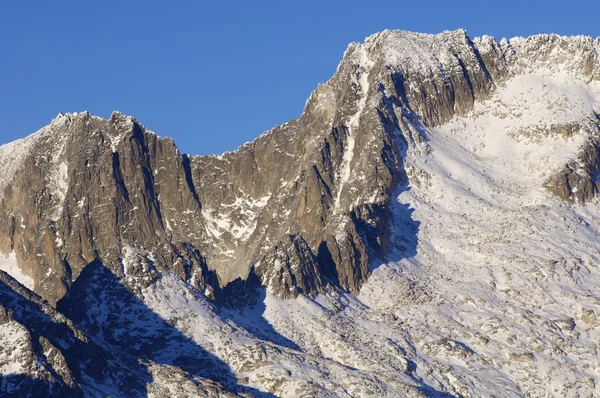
0 29 599 306
0 269 143 397
1 28 600 397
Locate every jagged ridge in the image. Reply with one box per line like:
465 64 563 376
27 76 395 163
1 30 600 307
1 28 600 397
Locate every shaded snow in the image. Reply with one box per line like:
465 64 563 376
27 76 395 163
1 29 600 397
254 71 600 397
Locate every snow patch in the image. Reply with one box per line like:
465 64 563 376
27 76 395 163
202 194 271 242
335 46 374 209
0 252 34 290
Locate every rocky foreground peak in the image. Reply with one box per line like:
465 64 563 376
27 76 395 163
1 29 600 396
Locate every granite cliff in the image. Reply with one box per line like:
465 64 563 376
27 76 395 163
1 29 600 396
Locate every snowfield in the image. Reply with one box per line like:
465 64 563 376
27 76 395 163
126 70 600 396
0 253 33 291
2 30 600 397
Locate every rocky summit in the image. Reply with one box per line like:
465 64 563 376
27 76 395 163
1 29 600 397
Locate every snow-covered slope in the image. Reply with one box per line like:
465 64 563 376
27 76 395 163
55 249 430 396
59 63 600 396
2 29 600 397
256 68 600 396
0 253 33 290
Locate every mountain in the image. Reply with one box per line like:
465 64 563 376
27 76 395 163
1 29 600 396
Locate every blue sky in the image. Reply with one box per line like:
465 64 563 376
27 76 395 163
1 0 599 155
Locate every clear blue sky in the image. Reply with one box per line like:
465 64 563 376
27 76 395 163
1 0 598 155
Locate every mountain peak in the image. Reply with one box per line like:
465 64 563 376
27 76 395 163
340 29 600 83
2 29 600 396
342 28 473 71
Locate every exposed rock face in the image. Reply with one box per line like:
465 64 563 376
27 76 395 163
1 30 600 306
1 28 600 397
0 113 218 305
544 115 600 202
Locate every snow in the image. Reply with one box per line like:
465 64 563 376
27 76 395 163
332 71 600 395
335 46 374 209
202 193 271 242
506 33 600 79
138 271 424 396
233 67 600 396
430 72 598 205
1 29 600 397
47 154 69 221
0 321 30 375
109 133 125 152
55 232 63 248
0 252 33 290
107 113 133 152
360 29 473 77
56 161 69 197
416 75 597 208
